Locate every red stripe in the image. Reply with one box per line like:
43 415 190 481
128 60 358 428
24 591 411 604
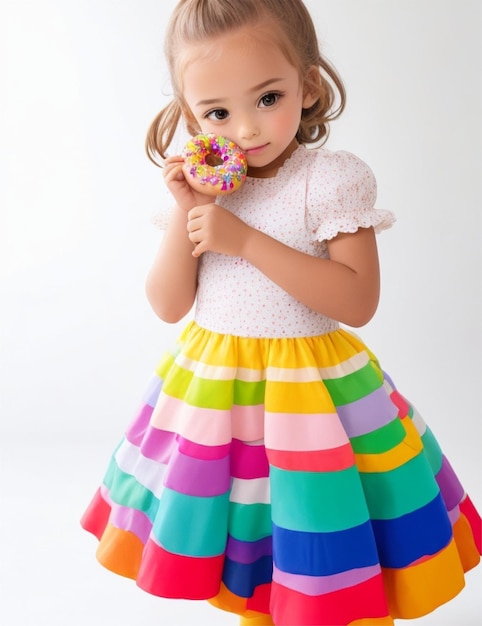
80 488 111 540
246 582 272 614
137 539 224 599
460 495 482 553
271 573 389 626
267 443 355 472
389 390 410 418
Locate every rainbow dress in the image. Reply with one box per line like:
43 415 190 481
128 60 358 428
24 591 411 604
81 147 481 625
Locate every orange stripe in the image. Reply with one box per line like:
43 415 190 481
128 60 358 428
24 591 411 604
96 523 144 580
382 538 465 619
452 513 481 571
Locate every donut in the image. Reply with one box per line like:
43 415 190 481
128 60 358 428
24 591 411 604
182 133 247 196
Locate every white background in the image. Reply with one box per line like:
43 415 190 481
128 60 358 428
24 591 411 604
1 0 481 624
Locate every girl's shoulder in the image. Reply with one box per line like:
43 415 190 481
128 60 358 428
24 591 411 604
300 145 376 187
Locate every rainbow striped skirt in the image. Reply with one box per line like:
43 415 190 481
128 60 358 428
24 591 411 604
81 321 481 625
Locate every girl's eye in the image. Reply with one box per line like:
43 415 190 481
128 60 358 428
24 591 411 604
259 92 282 108
205 108 229 121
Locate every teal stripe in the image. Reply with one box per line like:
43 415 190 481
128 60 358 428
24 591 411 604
270 465 369 532
229 502 272 542
421 426 443 475
104 458 159 522
324 362 382 405
350 417 406 454
152 487 229 557
360 451 440 519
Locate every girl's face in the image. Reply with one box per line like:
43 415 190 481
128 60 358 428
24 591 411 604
181 25 315 178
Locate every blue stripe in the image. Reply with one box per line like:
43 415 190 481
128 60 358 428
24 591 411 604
272 520 379 576
223 555 273 598
371 492 453 568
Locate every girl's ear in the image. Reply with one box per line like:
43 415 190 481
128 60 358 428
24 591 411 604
302 65 322 108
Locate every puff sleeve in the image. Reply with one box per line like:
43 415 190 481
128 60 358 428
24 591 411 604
306 150 395 242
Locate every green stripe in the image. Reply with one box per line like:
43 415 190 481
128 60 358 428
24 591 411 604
104 458 159 522
163 365 232 409
360 451 440 519
421 426 443 474
350 418 406 454
152 488 229 557
162 363 194 400
270 465 369 532
229 502 272 542
163 365 266 409
324 362 382 406
234 379 266 405
155 349 177 380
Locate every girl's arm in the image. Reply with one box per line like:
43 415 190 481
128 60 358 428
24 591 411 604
145 157 216 323
187 203 380 327
242 225 380 327
145 205 199 322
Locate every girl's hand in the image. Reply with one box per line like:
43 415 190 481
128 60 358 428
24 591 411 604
187 203 250 258
163 155 213 211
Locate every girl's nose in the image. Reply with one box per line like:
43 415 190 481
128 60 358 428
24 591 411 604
240 118 260 140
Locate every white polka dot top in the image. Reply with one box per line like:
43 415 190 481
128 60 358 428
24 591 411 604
181 145 394 338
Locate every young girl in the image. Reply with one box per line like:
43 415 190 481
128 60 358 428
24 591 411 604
81 1 481 624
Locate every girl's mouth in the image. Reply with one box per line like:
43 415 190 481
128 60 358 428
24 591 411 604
245 143 268 155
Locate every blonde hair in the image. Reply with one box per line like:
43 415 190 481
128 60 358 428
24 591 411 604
146 0 346 165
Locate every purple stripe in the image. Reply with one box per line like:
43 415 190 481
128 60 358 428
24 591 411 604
164 448 231 496
337 386 398 438
273 563 382 596
436 456 465 511
231 439 269 479
140 427 176 464
125 404 153 444
447 504 460 526
125 413 177 464
100 486 152 544
142 374 163 407
226 535 272 564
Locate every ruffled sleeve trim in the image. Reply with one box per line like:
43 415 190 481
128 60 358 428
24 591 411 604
306 149 396 242
313 208 396 241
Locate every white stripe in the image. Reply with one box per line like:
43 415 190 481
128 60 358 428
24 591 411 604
174 351 368 383
115 439 166 498
229 477 270 505
411 405 427 436
174 353 264 382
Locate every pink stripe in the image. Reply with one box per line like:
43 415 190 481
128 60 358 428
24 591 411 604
152 394 232 445
272 563 382 596
231 439 269 479
231 404 266 442
265 412 349 451
164 448 231 496
179 437 230 461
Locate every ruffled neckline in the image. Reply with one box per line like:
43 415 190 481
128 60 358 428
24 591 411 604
245 144 307 185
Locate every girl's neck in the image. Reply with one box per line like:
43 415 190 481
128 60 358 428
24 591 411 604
248 138 300 179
